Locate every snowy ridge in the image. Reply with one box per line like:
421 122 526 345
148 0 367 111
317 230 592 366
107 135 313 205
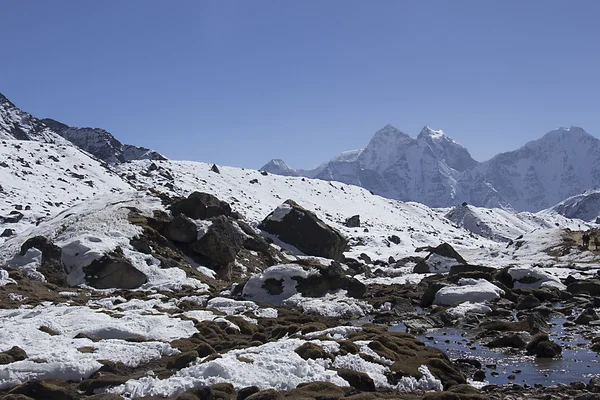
42 118 166 164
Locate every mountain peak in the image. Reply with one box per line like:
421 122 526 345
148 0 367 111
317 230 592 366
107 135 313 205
418 125 445 140
260 159 299 176
0 92 15 107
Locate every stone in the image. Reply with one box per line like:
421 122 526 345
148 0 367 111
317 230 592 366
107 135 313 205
574 307 600 325
1 228 15 237
337 368 375 392
190 215 244 267
259 200 347 261
485 333 531 349
344 215 360 228
294 262 366 298
19 236 67 286
84 252 148 289
567 280 600 296
414 243 466 273
534 341 562 358
164 215 198 243
294 342 328 360
170 192 231 220
517 294 542 310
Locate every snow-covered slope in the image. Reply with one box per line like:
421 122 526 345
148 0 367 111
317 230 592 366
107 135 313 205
548 188 600 222
0 139 132 239
42 118 165 164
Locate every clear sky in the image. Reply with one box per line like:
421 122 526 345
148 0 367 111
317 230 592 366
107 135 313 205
1 1 599 169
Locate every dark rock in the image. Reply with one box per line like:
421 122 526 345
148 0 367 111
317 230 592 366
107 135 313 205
84 252 148 289
294 261 366 298
344 215 360 228
1 228 15 237
534 340 562 358
171 192 231 220
8 380 78 400
517 294 542 310
19 236 67 286
294 342 328 360
473 370 486 381
388 235 401 244
449 264 496 276
527 311 550 334
337 368 375 391
0 346 28 364
210 164 220 173
167 350 199 369
568 280 600 296
164 215 198 243
237 386 261 400
259 200 347 261
190 215 244 269
526 332 549 355
485 333 531 349
574 307 600 325
589 376 600 393
246 389 281 400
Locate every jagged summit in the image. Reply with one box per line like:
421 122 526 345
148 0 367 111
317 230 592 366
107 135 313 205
260 159 299 176
417 125 445 139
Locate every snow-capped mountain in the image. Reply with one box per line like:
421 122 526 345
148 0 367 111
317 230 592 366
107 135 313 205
472 127 600 212
265 125 481 208
263 125 600 212
42 118 165 164
0 92 164 164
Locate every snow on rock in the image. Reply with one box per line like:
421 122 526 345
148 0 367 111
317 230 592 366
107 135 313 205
445 301 493 319
266 202 294 222
110 338 349 398
434 278 504 305
0 269 16 286
206 297 278 319
396 365 444 392
242 264 317 303
508 265 566 290
0 302 194 388
0 192 209 291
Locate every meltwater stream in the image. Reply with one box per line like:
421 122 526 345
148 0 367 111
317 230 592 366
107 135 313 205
390 318 600 386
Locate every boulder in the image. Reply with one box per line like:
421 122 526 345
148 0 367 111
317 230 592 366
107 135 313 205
485 332 531 349
170 192 231 220
294 342 328 360
259 200 347 261
414 243 467 273
568 280 600 296
0 346 28 365
344 215 360 228
337 369 375 392
294 262 366 298
20 236 67 286
1 228 15 237
164 215 198 243
84 252 148 289
517 294 542 310
534 341 562 358
190 216 244 267
574 307 600 325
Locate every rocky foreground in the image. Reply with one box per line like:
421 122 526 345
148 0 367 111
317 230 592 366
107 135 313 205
1 185 600 400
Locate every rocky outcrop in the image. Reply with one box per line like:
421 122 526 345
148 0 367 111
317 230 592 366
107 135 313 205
170 192 231 220
259 200 347 261
414 243 467 273
83 250 148 289
19 236 67 286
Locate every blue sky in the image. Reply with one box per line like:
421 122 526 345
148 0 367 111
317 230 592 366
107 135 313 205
1 1 599 169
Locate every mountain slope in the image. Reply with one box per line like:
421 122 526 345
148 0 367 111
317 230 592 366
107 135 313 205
42 118 166 164
0 92 165 164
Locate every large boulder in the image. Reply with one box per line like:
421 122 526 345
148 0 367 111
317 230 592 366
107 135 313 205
414 243 467 274
259 200 347 261
190 216 244 266
294 261 366 298
20 236 67 286
170 192 231 220
164 215 198 244
84 251 148 289
567 280 600 296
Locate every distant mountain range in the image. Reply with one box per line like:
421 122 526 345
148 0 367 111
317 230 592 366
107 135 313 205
0 92 165 164
262 125 600 212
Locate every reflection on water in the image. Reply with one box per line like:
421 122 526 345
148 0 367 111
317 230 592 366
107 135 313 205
390 318 600 386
